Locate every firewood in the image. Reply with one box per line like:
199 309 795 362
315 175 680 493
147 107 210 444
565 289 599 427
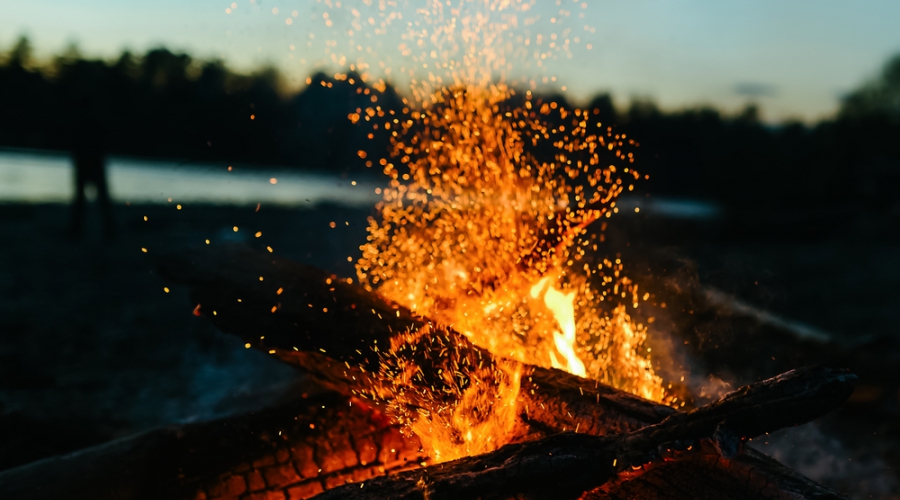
0 250 854 500
156 245 674 437
0 370 852 500
156 246 853 499
584 446 851 500
315 366 856 500
0 393 425 500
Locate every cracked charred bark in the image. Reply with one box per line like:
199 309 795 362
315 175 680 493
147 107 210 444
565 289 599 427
0 248 855 500
154 246 855 500
155 246 675 436
316 366 855 500
0 393 424 500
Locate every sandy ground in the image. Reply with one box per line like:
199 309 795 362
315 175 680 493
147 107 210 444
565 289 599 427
0 201 373 471
1 200 898 498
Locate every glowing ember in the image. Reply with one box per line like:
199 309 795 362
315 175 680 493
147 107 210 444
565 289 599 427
374 324 524 463
313 0 667 462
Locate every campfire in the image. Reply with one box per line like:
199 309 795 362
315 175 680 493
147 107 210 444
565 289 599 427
152 3 858 497
347 0 668 463
354 83 667 463
135 248 851 500
0 2 857 499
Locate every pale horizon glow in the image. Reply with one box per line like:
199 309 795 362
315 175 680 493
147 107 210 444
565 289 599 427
2 0 899 122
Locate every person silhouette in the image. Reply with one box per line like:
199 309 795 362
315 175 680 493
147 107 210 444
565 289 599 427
69 113 116 239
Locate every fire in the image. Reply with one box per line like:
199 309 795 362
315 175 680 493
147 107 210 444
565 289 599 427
530 276 585 378
370 323 525 463
355 80 668 457
313 0 668 462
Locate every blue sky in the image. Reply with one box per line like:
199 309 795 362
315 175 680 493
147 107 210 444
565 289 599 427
2 0 899 122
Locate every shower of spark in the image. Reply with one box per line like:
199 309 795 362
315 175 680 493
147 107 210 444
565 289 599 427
310 0 667 462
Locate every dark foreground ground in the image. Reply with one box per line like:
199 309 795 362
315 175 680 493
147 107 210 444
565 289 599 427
0 201 898 498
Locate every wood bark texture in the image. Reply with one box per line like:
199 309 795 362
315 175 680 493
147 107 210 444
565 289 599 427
0 393 424 500
154 246 854 500
316 366 855 500
156 246 674 435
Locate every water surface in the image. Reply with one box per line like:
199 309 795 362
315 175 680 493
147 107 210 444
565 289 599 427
0 150 380 207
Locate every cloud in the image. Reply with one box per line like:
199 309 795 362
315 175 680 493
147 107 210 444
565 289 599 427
734 82 778 98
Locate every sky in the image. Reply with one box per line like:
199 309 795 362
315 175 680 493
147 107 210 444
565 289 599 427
2 0 899 122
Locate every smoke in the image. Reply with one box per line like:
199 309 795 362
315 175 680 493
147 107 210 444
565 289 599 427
755 422 898 499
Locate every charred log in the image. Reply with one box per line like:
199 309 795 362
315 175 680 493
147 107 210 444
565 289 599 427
0 369 852 500
156 247 854 499
316 366 855 500
585 446 851 500
156 245 673 436
0 392 424 500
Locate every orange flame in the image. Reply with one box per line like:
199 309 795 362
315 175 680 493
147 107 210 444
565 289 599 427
530 276 586 378
315 0 671 463
406 357 524 464
355 81 667 460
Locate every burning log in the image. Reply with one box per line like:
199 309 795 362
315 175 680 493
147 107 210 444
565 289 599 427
0 369 852 500
156 245 674 438
0 393 424 500
585 447 851 500
155 246 854 499
316 366 856 500
0 247 852 500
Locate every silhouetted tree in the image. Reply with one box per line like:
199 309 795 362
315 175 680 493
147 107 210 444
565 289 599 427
841 54 900 121
0 41 897 218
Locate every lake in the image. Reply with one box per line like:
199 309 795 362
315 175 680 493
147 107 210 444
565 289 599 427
0 149 721 220
0 149 381 207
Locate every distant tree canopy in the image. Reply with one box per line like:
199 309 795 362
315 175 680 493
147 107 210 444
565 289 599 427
0 37 898 214
0 37 404 173
841 54 900 121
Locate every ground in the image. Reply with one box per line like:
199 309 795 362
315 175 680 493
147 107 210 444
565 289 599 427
0 201 897 498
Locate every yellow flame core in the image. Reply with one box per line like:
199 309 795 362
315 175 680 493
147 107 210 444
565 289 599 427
330 0 668 463
530 276 585 378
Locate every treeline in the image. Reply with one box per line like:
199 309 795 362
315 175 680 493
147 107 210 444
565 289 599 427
0 37 404 172
1 36 898 214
